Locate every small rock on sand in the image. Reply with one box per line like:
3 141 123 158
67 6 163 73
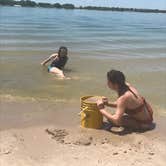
112 152 119 155
149 152 155 155
124 150 127 153
74 139 91 146
74 137 93 146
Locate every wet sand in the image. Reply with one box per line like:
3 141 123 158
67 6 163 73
0 98 166 166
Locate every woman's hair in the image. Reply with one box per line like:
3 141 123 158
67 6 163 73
107 69 138 98
107 69 126 88
58 46 68 58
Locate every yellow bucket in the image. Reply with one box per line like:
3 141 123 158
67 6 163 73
79 96 103 129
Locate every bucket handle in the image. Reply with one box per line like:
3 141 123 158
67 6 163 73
78 111 88 121
78 106 88 115
78 107 88 120
82 106 88 111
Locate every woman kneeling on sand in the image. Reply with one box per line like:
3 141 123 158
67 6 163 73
41 46 68 79
97 70 153 131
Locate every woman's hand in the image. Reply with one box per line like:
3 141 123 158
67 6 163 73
102 97 117 108
97 100 105 110
40 53 58 66
102 97 109 106
50 53 58 59
40 62 45 66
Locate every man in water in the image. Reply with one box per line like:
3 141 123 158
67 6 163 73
41 46 68 79
97 70 154 131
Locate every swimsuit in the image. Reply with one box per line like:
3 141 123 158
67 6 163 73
48 55 68 72
125 97 153 124
47 65 52 72
125 88 153 124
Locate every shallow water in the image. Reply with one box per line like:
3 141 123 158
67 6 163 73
0 6 166 113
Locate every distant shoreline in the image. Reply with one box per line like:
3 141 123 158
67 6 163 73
0 0 166 14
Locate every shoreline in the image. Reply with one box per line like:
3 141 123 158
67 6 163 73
0 96 166 131
0 4 166 14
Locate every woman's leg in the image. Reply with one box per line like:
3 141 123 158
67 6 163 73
120 115 152 131
120 115 141 130
49 67 65 78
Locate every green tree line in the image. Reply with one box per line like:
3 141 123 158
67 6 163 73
0 0 166 13
0 0 75 9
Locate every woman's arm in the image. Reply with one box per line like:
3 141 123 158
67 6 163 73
107 101 117 108
97 99 125 126
102 97 117 108
41 53 58 66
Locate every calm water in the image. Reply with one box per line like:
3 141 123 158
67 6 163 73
0 7 166 112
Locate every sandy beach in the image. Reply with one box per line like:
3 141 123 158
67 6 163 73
1 98 166 166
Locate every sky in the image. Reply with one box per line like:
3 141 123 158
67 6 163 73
34 0 166 10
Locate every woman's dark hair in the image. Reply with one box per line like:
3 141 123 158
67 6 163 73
107 70 126 88
107 70 128 96
107 69 138 98
58 46 68 58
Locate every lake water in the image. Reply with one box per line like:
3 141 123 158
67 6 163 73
0 6 166 114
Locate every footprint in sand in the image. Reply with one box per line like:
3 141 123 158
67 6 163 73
45 128 93 146
45 128 69 144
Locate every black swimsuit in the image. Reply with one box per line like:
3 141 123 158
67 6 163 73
50 55 68 70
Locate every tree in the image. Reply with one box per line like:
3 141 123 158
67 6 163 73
0 0 15 6
0 0 165 13
38 2 53 8
19 0 36 7
53 3 62 8
62 4 75 9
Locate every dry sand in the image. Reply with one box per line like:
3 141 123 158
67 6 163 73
0 99 166 166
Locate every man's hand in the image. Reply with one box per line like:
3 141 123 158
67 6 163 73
97 100 105 110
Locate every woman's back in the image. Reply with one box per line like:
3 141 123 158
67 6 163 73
123 85 152 121
124 85 143 110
